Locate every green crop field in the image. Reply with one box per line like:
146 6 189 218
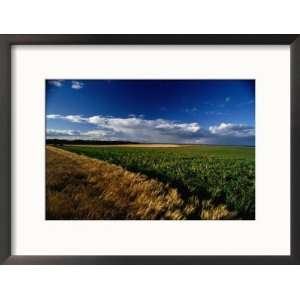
61 145 255 219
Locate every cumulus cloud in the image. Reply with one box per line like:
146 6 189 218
46 114 84 123
48 80 64 87
47 129 81 137
47 114 205 143
47 129 109 140
71 81 84 90
46 114 255 145
82 130 109 138
65 115 84 123
209 123 255 138
47 114 62 119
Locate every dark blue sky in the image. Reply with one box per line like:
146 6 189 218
46 79 255 145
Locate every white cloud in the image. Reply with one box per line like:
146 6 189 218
85 116 202 139
71 81 84 90
47 114 205 143
47 114 62 119
46 114 84 123
46 114 255 145
80 129 113 140
48 80 64 87
65 115 84 123
209 123 255 137
46 128 109 140
82 130 108 138
47 129 81 137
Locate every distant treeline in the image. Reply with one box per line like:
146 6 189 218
46 139 140 145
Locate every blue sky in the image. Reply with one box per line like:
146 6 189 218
46 79 255 145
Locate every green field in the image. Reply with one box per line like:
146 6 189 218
61 145 255 219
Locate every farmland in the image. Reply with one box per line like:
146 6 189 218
58 144 255 220
47 146 187 220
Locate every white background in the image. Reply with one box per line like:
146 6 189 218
12 45 290 256
1 0 300 299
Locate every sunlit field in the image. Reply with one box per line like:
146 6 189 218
46 144 255 220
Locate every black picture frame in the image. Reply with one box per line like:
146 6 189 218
0 34 299 265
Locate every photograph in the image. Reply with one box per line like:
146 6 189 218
46 79 255 220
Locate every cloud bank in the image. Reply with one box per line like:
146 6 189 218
46 114 255 145
209 123 255 138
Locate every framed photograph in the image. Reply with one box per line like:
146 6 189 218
0 35 299 264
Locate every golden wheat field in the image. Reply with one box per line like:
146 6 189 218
46 146 236 220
